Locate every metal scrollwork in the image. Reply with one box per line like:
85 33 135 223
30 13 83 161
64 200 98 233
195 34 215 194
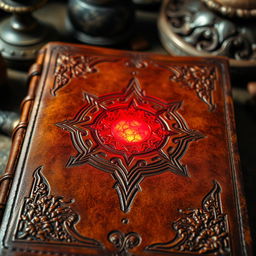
163 0 256 62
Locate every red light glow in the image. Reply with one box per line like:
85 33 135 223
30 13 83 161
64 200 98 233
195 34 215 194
95 106 167 155
112 119 150 143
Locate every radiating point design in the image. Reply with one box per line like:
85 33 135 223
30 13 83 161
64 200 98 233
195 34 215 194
57 78 204 212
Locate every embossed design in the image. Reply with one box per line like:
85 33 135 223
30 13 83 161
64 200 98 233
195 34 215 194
145 181 230 255
16 166 103 249
52 47 218 111
52 52 118 95
108 230 141 256
57 78 203 212
93 106 172 161
125 55 149 69
158 64 216 111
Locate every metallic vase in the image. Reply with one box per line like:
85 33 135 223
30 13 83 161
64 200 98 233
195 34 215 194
67 0 135 46
0 0 56 69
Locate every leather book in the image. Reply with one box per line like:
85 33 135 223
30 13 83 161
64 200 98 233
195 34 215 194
0 42 252 255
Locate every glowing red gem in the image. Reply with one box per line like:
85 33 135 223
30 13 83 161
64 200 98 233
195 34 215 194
94 106 167 156
111 119 151 144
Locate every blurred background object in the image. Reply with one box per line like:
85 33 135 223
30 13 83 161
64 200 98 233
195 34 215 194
67 0 135 46
0 0 56 69
0 52 6 88
158 0 256 74
0 111 19 136
132 0 161 7
133 0 161 3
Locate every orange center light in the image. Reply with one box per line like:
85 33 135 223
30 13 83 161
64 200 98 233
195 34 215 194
112 119 151 143
95 107 167 155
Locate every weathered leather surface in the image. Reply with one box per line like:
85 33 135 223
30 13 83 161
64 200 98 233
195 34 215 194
0 42 252 256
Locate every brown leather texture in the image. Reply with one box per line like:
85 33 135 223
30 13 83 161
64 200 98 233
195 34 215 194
0 42 252 256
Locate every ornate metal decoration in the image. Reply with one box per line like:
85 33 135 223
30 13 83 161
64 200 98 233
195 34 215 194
57 78 203 213
158 64 216 111
145 181 230 255
52 52 118 96
0 0 48 13
16 166 103 249
159 0 256 68
202 0 256 18
108 230 141 256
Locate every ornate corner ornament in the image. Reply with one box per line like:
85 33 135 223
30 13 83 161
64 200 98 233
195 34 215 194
57 78 204 213
158 64 216 111
51 51 118 96
52 47 217 111
145 181 230 255
16 166 103 249
108 230 141 256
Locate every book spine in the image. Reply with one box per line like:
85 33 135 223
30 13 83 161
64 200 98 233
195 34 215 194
0 48 46 221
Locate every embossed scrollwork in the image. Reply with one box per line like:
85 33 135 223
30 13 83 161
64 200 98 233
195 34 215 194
52 52 118 96
108 230 141 256
145 181 230 255
57 78 204 213
16 166 103 249
157 63 216 111
125 55 149 69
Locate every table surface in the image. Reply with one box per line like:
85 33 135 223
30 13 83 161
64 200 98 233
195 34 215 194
0 1 255 253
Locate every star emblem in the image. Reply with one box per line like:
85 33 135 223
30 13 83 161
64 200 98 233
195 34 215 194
57 78 204 212
90 104 176 163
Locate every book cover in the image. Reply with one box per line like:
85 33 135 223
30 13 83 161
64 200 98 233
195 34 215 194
0 42 252 255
